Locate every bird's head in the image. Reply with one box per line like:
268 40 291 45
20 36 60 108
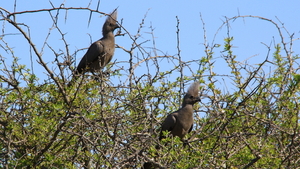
102 8 120 34
182 82 200 106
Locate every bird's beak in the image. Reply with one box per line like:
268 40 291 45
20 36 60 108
196 97 201 102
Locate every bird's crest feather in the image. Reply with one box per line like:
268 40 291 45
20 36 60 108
187 82 200 97
106 8 118 24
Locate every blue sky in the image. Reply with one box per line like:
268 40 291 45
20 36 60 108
1 1 300 91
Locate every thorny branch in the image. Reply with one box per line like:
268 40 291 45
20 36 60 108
0 5 300 169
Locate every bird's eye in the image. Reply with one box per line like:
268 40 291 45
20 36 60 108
190 96 194 99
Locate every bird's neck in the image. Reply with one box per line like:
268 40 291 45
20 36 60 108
179 104 194 117
182 102 193 108
181 104 194 114
102 31 115 39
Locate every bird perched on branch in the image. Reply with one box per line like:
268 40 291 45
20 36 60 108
68 8 119 86
143 82 200 169
159 82 200 140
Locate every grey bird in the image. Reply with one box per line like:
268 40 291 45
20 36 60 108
143 82 200 169
68 9 119 86
159 82 200 140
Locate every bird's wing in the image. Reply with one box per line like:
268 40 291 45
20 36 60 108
75 41 104 74
159 113 177 140
161 113 177 132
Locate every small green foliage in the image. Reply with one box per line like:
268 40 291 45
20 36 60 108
0 10 299 169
